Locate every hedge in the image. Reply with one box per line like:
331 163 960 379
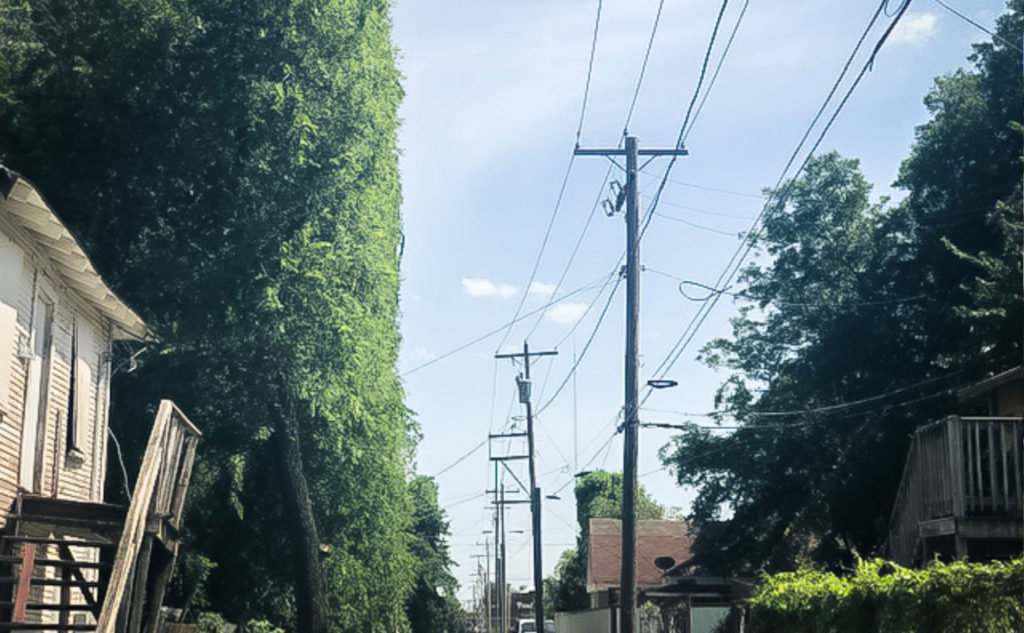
747 558 1023 633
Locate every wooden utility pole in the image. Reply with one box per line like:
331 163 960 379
573 138 687 633
495 342 556 631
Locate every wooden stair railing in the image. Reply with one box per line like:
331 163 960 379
95 400 200 633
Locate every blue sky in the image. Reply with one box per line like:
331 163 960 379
390 0 1009 602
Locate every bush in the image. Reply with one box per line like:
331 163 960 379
747 558 1023 633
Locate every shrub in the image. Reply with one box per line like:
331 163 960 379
747 558 1023 633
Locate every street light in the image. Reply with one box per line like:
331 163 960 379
646 379 678 389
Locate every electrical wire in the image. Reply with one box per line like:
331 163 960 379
651 211 741 237
576 0 604 143
930 0 1023 53
433 438 488 478
403 274 608 376
681 0 752 143
534 273 623 416
497 0 608 351
623 0 667 133
644 0 913 391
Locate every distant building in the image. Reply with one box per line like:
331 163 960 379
586 518 694 609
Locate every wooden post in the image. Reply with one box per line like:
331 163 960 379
127 535 154 633
142 549 175 633
12 543 36 623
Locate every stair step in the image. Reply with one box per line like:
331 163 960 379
0 602 96 611
0 537 113 549
0 557 109 570
0 577 100 588
0 624 96 631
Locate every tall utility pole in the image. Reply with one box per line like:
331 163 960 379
495 342 556 630
574 138 687 633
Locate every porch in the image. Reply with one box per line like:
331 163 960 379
888 415 1023 566
0 401 199 633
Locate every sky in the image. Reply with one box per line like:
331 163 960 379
389 0 1011 604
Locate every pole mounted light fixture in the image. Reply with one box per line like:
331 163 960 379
646 379 678 389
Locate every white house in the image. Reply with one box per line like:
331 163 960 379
0 165 147 511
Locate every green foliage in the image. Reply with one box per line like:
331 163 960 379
246 621 286 633
549 470 666 611
0 0 411 629
197 613 228 633
406 477 465 633
747 558 1024 633
661 2 1022 575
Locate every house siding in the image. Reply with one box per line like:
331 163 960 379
0 222 113 521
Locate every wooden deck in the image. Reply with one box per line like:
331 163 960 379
0 400 199 633
889 415 1023 566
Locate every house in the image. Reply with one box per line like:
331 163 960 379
888 366 1023 566
586 518 694 609
0 165 200 633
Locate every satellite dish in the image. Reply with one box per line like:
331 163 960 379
654 556 676 571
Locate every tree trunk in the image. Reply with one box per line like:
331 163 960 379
271 400 329 633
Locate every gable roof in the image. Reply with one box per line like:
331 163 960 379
957 366 1024 401
0 166 148 340
587 519 694 592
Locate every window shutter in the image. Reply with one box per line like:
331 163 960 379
73 321 95 450
0 303 15 415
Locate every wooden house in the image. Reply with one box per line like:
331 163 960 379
0 166 200 633
888 367 1023 566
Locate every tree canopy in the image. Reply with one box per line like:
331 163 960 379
0 0 418 630
660 3 1022 575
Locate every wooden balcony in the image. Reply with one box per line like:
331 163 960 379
888 415 1023 566
0 400 199 633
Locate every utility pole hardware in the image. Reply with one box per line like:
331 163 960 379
573 137 687 633
495 342 557 631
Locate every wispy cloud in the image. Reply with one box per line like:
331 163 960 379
889 13 938 45
462 277 517 298
546 302 588 324
528 281 556 297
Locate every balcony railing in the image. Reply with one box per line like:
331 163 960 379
889 416 1023 565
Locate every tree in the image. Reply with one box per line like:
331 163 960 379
659 3 1022 575
0 0 413 630
549 471 664 611
406 477 465 633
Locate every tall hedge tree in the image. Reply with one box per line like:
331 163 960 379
0 0 412 631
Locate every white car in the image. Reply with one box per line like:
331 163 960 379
516 620 555 633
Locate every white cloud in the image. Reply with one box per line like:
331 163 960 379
461 277 517 298
889 13 938 45
546 302 588 324
528 281 556 297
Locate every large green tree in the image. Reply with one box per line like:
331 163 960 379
406 477 466 633
0 0 413 631
548 471 665 611
660 3 1022 575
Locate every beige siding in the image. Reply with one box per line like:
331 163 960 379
0 223 116 521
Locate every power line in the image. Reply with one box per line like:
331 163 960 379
645 0 912 389
576 0 605 143
623 0 667 133
651 211 740 237
433 438 488 478
496 155 576 352
403 274 607 376
665 177 763 200
526 166 614 338
496 0 608 352
681 0 753 143
930 0 1023 54
535 273 624 416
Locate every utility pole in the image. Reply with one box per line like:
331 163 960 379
574 138 687 633
495 342 557 631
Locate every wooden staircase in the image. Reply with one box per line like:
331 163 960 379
0 401 199 633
